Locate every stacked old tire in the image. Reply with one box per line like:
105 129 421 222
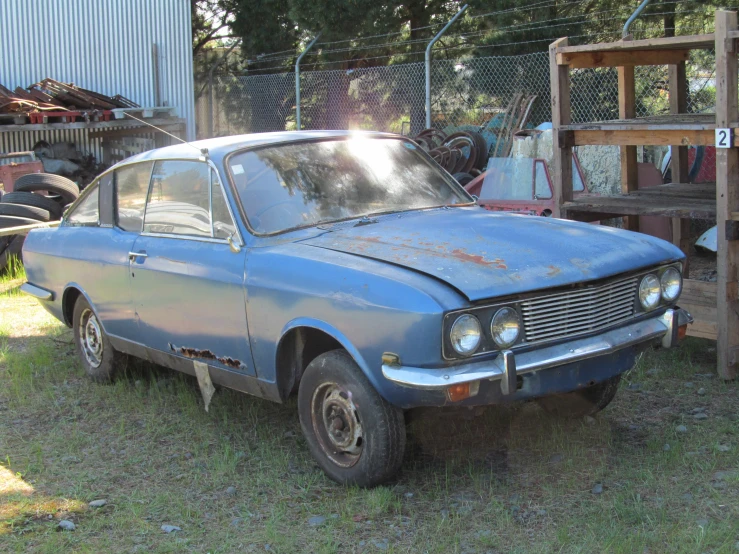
0 173 79 270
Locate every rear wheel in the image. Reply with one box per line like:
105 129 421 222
72 296 128 382
298 350 406 487
536 375 621 418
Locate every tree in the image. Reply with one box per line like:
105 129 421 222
192 0 236 56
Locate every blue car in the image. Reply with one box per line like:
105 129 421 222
21 131 691 486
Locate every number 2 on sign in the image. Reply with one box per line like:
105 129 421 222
716 128 732 148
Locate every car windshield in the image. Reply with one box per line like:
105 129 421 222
227 137 471 234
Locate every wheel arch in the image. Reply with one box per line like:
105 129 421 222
61 283 95 328
275 318 374 401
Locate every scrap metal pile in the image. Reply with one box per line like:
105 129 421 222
411 94 538 185
0 78 139 123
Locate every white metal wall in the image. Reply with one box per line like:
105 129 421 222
0 0 195 157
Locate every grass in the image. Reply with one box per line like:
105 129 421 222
0 255 25 296
0 286 738 552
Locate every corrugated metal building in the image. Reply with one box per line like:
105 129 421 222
0 0 195 158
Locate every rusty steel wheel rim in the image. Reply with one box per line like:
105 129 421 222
310 382 363 468
79 308 103 368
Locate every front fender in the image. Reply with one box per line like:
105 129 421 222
279 316 378 391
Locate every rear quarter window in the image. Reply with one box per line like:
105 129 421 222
66 183 100 226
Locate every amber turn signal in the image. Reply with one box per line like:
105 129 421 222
678 324 688 340
446 380 480 402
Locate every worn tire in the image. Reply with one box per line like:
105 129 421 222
536 375 622 418
14 173 80 204
1 191 63 219
298 350 406 487
0 202 51 221
72 296 128 383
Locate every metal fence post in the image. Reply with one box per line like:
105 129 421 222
296 34 321 130
208 73 214 138
623 0 652 38
426 4 468 129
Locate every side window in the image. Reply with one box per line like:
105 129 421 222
211 170 237 239
66 183 100 226
144 160 211 237
116 162 153 232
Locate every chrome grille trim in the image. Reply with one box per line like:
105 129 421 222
522 277 638 343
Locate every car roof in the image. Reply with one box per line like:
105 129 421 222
122 130 400 165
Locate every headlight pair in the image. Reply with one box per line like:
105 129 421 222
449 307 521 356
638 266 682 311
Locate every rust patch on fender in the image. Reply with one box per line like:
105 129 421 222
546 265 561 277
169 343 245 370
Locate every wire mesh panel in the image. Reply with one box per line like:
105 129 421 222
430 52 552 131
195 72 296 138
195 49 717 139
299 63 426 134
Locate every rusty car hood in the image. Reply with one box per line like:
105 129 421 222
299 207 685 302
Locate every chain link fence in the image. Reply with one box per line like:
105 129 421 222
195 50 716 139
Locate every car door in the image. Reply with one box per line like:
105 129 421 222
128 159 255 376
57 164 152 340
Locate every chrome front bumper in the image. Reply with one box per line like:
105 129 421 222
382 308 692 394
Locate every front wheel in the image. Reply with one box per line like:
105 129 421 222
73 296 128 382
536 375 621 418
298 350 406 487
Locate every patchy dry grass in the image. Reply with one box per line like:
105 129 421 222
0 256 25 297
0 291 738 553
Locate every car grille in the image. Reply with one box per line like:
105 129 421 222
521 276 639 344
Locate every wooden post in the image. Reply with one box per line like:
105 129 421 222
715 10 739 381
669 61 691 276
618 37 638 231
550 37 572 218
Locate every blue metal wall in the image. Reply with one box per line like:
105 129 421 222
0 0 195 157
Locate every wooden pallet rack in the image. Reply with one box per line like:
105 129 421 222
550 10 739 380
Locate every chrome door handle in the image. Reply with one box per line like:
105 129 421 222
128 251 148 260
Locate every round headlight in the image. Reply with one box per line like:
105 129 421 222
639 274 661 310
449 314 481 356
490 307 521 348
660 267 682 302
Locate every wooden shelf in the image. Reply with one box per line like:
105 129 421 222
562 114 716 131
556 34 715 55
550 11 739 380
560 114 719 146
555 35 715 69
563 183 716 220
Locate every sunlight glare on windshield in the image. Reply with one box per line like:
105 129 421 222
347 137 393 181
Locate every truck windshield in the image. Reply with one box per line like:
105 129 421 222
227 137 471 234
